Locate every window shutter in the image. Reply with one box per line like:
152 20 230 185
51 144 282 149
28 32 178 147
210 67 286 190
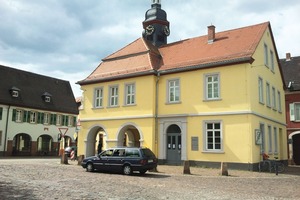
12 109 16 121
54 114 57 125
290 103 295 121
73 117 77 127
27 111 31 123
37 112 41 124
23 111 28 122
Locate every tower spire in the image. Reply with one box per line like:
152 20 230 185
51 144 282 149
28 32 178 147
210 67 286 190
142 0 170 47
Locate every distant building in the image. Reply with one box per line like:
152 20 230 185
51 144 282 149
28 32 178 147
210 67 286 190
77 1 287 170
280 53 300 165
0 65 79 156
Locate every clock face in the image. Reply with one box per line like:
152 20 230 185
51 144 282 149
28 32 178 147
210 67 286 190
163 26 170 36
145 25 155 35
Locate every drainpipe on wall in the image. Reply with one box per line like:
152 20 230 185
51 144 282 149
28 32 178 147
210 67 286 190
3 105 11 156
155 72 160 156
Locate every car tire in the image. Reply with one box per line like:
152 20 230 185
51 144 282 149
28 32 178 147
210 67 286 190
123 165 132 175
86 163 94 172
139 170 147 175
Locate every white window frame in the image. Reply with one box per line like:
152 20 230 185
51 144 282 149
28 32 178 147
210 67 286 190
68 116 73 127
125 83 135 105
273 127 278 154
109 85 119 107
56 114 62 126
270 50 275 72
205 73 220 100
290 103 300 121
260 123 265 153
12 91 19 98
45 96 51 102
268 125 272 154
203 121 223 152
272 87 276 110
266 82 271 107
258 77 264 104
277 91 282 112
167 79 180 103
44 113 50 125
264 43 269 67
94 88 103 108
30 111 37 123
16 110 22 123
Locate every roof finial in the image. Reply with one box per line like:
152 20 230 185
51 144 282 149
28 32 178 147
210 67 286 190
152 0 161 5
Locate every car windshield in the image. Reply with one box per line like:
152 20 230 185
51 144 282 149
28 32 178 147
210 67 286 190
141 149 156 158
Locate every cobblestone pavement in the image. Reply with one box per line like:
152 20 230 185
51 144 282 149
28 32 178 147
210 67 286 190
0 158 300 200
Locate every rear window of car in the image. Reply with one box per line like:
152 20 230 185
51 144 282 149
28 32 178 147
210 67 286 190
125 149 140 157
141 148 156 157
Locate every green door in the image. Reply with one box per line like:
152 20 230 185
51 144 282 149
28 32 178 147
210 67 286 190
166 125 181 165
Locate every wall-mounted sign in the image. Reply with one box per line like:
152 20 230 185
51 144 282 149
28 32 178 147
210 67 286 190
255 129 262 145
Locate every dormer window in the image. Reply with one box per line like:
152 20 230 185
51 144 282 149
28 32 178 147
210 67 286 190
10 86 21 98
42 92 52 103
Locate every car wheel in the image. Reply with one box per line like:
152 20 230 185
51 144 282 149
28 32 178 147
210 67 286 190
139 170 147 175
86 163 94 172
123 165 132 175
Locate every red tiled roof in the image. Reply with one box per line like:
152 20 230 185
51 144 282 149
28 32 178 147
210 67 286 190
78 22 269 85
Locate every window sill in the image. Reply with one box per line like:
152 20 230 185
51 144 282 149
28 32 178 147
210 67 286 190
202 150 224 154
203 98 222 102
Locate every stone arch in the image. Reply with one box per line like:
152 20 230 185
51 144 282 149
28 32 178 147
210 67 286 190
288 131 300 165
117 123 143 147
85 124 107 157
37 134 53 155
12 133 32 156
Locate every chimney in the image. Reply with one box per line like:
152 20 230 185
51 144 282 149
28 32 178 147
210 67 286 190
286 53 291 61
208 25 215 44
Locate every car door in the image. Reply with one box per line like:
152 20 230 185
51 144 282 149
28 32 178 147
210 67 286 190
106 149 125 172
96 149 114 170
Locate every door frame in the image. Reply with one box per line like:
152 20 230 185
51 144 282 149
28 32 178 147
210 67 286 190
158 117 187 161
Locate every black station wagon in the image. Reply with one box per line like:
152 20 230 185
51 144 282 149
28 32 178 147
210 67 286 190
81 147 158 175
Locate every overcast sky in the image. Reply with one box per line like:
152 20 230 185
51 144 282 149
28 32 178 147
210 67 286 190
1 0 300 97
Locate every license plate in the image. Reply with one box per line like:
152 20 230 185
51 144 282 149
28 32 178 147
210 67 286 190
148 159 153 163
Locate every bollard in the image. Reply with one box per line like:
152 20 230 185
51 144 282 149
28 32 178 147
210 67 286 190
77 155 85 165
220 162 228 176
61 153 68 164
183 160 191 174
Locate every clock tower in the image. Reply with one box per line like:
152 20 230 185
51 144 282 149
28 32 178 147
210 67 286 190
142 0 170 47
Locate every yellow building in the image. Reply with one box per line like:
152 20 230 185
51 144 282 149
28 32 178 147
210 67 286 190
77 1 287 170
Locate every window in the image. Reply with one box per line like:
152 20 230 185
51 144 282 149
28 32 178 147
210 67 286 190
268 125 272 154
273 127 278 154
16 110 23 122
270 50 275 71
290 103 300 121
0 131 2 146
109 86 118 107
30 111 37 123
272 87 276 110
44 113 50 124
277 91 282 112
168 79 180 103
12 90 19 98
204 121 222 151
0 107 2 120
205 74 220 100
264 43 269 67
94 88 103 108
258 77 264 104
125 83 135 105
260 123 265 153
68 116 73 126
266 82 271 107
56 114 62 126
45 96 51 102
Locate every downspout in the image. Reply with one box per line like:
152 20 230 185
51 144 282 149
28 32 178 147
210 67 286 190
155 72 160 156
4 105 11 156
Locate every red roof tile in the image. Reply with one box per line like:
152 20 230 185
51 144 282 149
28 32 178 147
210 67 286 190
78 22 269 85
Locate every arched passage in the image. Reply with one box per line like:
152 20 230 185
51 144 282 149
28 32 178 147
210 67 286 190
12 133 32 156
37 134 53 155
117 124 142 147
85 126 106 157
289 131 300 165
